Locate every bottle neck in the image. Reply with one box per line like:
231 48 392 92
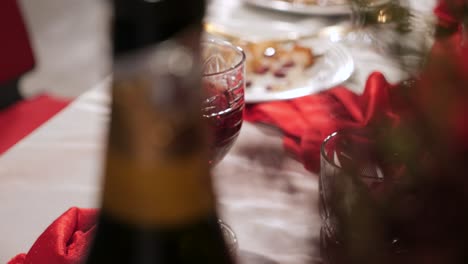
101 25 216 228
112 0 206 55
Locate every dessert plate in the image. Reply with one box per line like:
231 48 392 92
244 38 354 103
243 0 351 16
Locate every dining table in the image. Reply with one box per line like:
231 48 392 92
0 0 436 263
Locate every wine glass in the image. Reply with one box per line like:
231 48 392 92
201 38 246 253
319 129 395 263
202 39 245 166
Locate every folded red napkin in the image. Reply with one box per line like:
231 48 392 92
0 94 71 155
9 208 97 264
245 72 398 172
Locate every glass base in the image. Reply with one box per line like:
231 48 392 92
218 219 238 255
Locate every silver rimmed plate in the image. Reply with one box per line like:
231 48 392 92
245 39 354 103
243 0 351 16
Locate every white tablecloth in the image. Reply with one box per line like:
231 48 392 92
0 78 319 263
0 0 435 263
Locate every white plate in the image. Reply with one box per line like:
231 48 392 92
245 40 354 103
243 0 351 16
206 0 332 41
206 0 354 102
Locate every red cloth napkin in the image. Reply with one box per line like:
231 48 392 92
245 72 397 172
0 94 71 155
8 208 97 264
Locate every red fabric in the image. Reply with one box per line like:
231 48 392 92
0 94 71 154
8 208 98 264
244 72 397 172
0 0 35 84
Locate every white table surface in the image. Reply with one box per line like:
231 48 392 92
0 0 435 263
0 78 320 264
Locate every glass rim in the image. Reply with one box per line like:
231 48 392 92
202 38 246 78
321 131 340 170
320 128 372 170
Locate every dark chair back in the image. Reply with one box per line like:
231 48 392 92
0 0 35 109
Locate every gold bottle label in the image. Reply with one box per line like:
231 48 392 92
102 37 215 228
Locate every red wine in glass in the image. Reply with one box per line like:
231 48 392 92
201 39 245 166
202 81 244 166
200 39 246 254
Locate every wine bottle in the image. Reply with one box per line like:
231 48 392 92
85 0 235 263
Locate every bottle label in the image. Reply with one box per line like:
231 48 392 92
103 150 215 228
102 32 216 228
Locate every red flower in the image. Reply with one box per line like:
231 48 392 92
434 0 468 29
412 26 468 153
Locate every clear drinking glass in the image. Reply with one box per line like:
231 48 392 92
319 129 408 264
201 39 245 166
201 39 246 253
318 128 464 264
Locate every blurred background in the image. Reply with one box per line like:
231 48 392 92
18 0 111 99
17 0 436 100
